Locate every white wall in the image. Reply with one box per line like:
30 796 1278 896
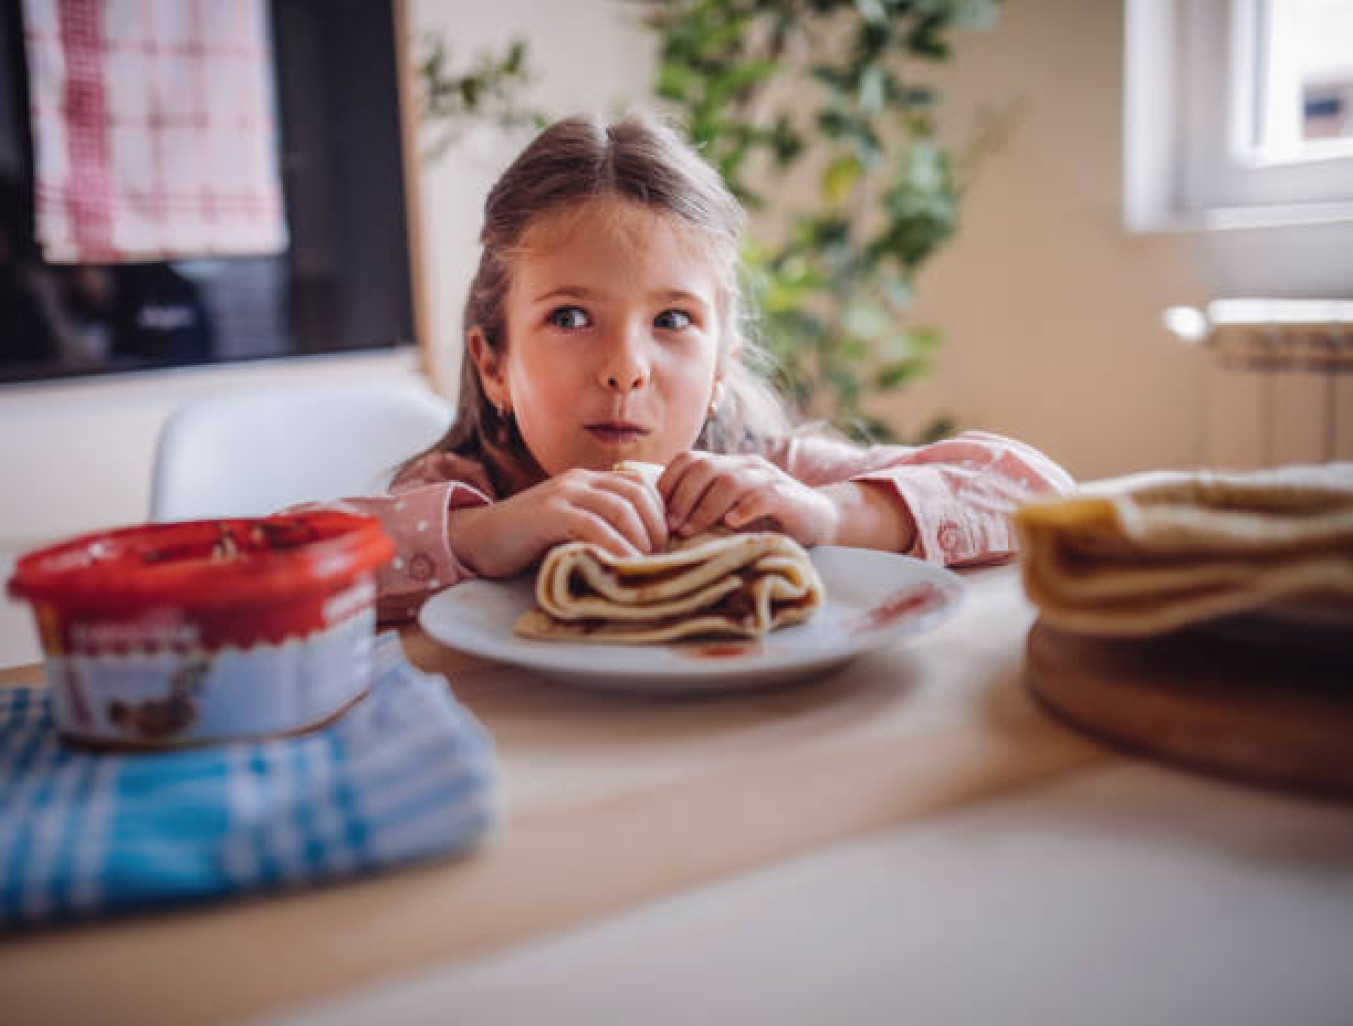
0 349 428 549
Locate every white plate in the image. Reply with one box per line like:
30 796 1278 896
417 547 965 694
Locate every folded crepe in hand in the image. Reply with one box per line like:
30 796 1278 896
514 532 825 644
612 460 663 485
1014 463 1353 636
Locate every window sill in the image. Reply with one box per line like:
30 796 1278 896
0 347 432 418
1125 200 1353 235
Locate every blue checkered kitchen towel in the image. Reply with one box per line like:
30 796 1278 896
0 633 496 928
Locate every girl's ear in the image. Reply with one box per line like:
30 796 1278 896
710 332 740 404
468 327 510 411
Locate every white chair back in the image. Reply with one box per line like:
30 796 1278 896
150 381 454 521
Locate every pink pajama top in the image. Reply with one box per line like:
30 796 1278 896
313 430 1075 623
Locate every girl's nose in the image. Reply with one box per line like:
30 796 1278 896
599 329 650 393
604 368 647 391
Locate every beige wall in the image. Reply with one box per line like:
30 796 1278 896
891 0 1352 480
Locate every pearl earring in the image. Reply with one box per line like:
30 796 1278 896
707 382 725 418
491 400 512 444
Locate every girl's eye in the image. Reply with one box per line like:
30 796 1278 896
547 306 590 330
654 309 692 331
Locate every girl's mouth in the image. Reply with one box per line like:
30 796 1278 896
585 423 650 446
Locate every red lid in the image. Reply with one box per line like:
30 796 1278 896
8 511 394 613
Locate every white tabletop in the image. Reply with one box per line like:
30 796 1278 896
272 763 1353 1026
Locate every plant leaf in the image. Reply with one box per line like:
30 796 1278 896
821 153 863 203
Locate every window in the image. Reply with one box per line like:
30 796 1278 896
1243 0 1353 158
1125 0 1353 230
0 0 415 384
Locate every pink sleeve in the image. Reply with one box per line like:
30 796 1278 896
287 451 496 623
771 429 1076 566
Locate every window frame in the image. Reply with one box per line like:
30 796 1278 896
1124 0 1353 232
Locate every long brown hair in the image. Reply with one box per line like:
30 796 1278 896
404 113 790 494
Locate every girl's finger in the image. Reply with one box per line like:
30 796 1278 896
599 474 669 552
562 507 641 558
681 473 747 537
724 490 772 529
656 452 697 504
575 487 657 554
664 458 720 530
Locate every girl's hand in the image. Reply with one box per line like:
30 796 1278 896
448 469 668 578
658 452 840 548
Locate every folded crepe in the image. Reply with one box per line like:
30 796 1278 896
1014 463 1353 636
514 531 825 644
612 459 663 484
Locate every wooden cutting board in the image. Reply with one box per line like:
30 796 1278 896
1027 617 1353 797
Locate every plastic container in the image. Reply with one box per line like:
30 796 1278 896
7 511 394 748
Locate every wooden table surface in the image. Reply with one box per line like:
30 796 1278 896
0 566 1110 1025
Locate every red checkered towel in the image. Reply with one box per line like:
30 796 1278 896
22 0 288 263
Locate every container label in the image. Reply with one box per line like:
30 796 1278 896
48 610 377 745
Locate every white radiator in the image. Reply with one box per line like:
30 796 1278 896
1169 301 1353 468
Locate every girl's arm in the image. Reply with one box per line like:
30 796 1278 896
283 450 499 622
816 476 917 553
297 455 668 622
771 429 1076 565
292 481 492 623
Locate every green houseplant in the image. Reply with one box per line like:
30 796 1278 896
416 36 545 163
639 0 1003 441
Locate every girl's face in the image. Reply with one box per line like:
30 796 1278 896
474 200 725 476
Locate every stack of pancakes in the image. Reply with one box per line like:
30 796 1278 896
1014 463 1353 636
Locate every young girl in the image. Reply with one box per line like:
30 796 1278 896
337 114 1074 622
